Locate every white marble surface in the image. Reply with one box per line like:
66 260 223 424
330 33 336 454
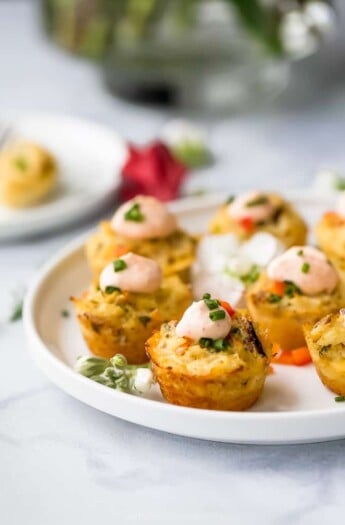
2 2 345 524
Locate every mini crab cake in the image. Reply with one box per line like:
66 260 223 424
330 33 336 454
304 311 345 395
0 141 57 208
146 296 269 410
247 246 343 352
72 252 192 363
316 194 345 282
86 195 197 282
209 191 307 247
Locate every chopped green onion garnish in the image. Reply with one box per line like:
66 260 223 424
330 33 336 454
297 249 304 256
209 309 226 321
61 309 70 318
199 337 213 348
335 395 345 402
284 281 302 298
301 262 310 274
105 286 121 294
113 259 127 272
268 293 282 303
213 338 229 351
203 293 219 310
199 337 229 352
246 196 268 207
124 203 145 222
225 195 235 205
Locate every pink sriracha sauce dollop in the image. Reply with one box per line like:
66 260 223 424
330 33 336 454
228 191 275 224
175 300 231 341
267 246 338 296
99 252 162 294
111 195 177 240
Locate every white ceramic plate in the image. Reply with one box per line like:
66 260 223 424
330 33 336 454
0 113 127 240
24 192 345 444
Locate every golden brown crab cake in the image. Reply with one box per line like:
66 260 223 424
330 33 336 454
86 221 197 283
247 273 344 352
0 141 57 208
209 192 307 247
304 310 345 395
146 311 269 411
316 211 345 282
72 274 192 364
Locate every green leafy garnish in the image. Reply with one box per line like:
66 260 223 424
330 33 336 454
297 249 304 256
105 286 121 294
113 259 127 272
172 142 212 169
267 293 282 303
61 309 70 318
284 281 302 298
124 203 145 222
301 262 310 274
75 354 153 395
246 195 268 207
209 310 226 321
14 157 28 171
335 395 345 402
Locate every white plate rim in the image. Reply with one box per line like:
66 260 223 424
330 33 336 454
23 192 345 444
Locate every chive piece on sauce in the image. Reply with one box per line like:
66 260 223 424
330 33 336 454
113 259 127 272
209 309 226 321
246 196 268 207
301 262 310 274
124 203 145 222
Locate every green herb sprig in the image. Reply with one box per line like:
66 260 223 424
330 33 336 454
75 354 154 395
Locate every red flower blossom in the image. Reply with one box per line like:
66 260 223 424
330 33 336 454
118 141 187 202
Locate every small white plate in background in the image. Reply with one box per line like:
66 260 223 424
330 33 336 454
0 113 127 241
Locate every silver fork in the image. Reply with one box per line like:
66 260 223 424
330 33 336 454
0 123 14 150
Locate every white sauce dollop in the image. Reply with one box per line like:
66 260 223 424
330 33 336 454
175 300 231 341
267 246 338 295
99 252 162 294
111 195 177 239
228 191 275 223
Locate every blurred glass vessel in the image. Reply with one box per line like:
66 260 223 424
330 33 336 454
41 0 335 111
